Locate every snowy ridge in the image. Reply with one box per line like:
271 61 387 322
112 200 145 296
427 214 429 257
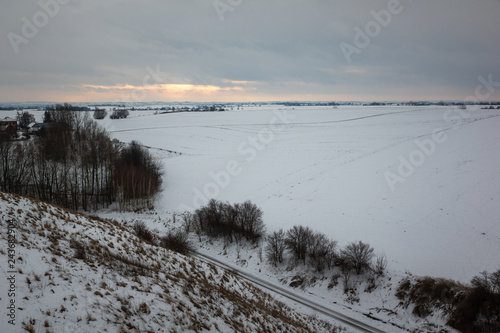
0 192 345 333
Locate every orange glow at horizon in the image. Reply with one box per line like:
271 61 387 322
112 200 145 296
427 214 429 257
0 83 475 104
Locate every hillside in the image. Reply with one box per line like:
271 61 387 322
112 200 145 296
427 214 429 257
0 191 345 333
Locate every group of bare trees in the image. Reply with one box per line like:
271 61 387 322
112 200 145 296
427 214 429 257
115 141 163 211
0 105 163 211
266 226 337 272
93 108 108 120
265 225 383 276
194 199 265 243
187 199 382 276
1 109 116 210
110 109 130 119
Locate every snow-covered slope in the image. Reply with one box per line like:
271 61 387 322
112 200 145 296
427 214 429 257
0 192 345 333
102 106 500 282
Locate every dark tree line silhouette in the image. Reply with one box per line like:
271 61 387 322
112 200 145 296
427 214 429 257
0 105 162 211
115 141 163 211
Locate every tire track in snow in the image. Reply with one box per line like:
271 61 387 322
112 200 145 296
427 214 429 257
107 109 422 134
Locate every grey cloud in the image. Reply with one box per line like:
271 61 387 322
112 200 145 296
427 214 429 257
1 0 500 101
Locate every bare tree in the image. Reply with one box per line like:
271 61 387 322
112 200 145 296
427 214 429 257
0 138 30 194
341 241 374 274
471 268 500 294
373 253 388 276
16 111 35 129
265 229 286 267
285 225 313 265
133 221 154 243
235 200 265 242
309 232 337 272
180 211 195 234
44 103 79 128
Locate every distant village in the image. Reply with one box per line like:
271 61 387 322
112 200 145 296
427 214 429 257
0 103 231 141
2 100 500 140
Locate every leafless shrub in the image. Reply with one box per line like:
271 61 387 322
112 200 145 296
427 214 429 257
395 278 412 300
159 231 193 255
450 268 500 332
70 238 87 260
364 273 378 293
373 253 387 276
328 273 340 289
394 274 500 333
341 269 352 294
133 221 154 243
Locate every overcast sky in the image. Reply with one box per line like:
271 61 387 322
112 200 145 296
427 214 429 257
1 0 500 103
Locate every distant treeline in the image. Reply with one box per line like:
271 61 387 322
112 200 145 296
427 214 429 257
45 103 91 112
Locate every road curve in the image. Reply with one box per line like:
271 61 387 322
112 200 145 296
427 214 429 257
192 250 395 333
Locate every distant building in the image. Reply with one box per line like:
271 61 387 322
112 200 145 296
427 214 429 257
0 117 18 134
29 122 70 135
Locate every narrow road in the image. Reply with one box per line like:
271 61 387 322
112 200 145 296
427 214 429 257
193 250 396 333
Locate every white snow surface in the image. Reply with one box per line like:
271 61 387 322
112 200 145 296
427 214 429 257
101 105 500 282
2 104 497 332
0 192 344 333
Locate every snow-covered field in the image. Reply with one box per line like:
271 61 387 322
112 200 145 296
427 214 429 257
97 105 500 282
3 105 499 332
3 105 499 281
